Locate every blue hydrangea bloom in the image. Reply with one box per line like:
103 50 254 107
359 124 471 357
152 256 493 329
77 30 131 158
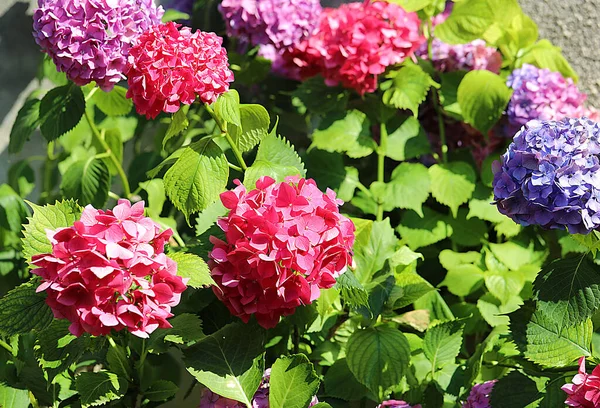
493 117 600 234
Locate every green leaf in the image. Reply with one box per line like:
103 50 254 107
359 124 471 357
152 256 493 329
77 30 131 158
383 163 430 217
435 0 494 44
269 354 320 408
292 75 349 114
106 342 132 380
346 326 411 399
323 359 369 401
168 251 215 288
8 160 36 198
415 290 455 322
0 184 29 233
0 279 53 337
468 193 506 223
477 293 521 327
60 157 110 208
388 0 434 12
518 39 578 81
533 256 600 328
439 250 481 271
144 380 179 402
163 108 189 150
75 371 127 408
139 179 166 219
457 70 512 135
39 84 86 141
439 71 465 120
335 269 369 308
0 384 30 408
100 129 124 176
162 9 190 22
390 272 434 309
485 270 525 305
304 150 359 202
423 320 464 369
353 218 398 283
184 322 265 406
230 104 270 152
9 97 40 154
310 110 374 158
214 89 241 127
148 313 204 353
429 162 476 217
93 86 132 116
381 64 435 116
164 138 229 220
397 208 452 250
244 134 305 188
489 371 541 408
384 116 431 161
488 241 544 272
441 264 485 297
447 208 487 247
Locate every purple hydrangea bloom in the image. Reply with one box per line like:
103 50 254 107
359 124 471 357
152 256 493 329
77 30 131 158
218 0 321 49
199 389 246 408
33 0 163 91
493 117 600 234
377 400 422 408
462 380 496 408
506 64 587 129
418 39 502 73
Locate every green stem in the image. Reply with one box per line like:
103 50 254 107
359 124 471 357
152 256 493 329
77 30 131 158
427 19 434 61
84 111 132 198
205 104 248 171
85 86 99 102
430 90 448 164
108 191 121 200
355 180 373 199
0 339 13 354
376 122 388 222
228 162 243 172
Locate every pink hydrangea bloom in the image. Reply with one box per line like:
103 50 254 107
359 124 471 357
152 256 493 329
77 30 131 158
463 380 496 408
585 107 600 123
281 1 424 94
209 176 355 329
419 39 502 73
378 400 421 408
33 0 163 91
31 200 187 338
562 357 600 407
125 22 234 119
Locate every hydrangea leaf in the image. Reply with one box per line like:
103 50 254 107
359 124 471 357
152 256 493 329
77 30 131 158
488 241 545 272
323 359 369 401
161 9 190 22
346 326 411 399
292 75 349 114
164 138 229 221
100 129 124 176
414 290 455 322
447 208 487 247
423 320 464 369
106 343 132 381
489 371 541 408
39 84 86 142
144 380 179 402
9 97 40 154
304 149 359 202
167 251 215 288
60 156 110 208
381 64 435 117
0 279 53 337
518 39 578 81
384 116 431 161
439 249 481 271
229 104 270 152
457 70 513 135
214 89 241 127
162 107 189 150
397 208 452 250
468 194 506 223
93 85 132 116
389 272 434 309
485 270 526 305
0 384 30 408
335 269 369 308
8 159 36 198
0 184 29 233
429 162 476 217
269 354 320 408
148 313 204 354
439 71 465 120
75 371 128 408
434 0 494 44
388 0 434 12
383 162 430 217
441 264 485 297
195 200 227 237
353 218 397 283
310 110 374 158
183 322 265 406
22 199 82 265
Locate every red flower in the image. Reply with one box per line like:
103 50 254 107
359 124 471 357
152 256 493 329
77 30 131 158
563 357 600 407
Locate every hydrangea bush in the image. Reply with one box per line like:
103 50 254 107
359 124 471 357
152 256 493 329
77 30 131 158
2 0 600 407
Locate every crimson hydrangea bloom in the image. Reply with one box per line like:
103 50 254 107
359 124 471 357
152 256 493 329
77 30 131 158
493 117 600 234
463 380 496 408
208 176 355 329
281 1 424 94
33 0 163 91
125 22 234 119
562 357 600 407
31 200 187 338
506 64 587 129
378 400 422 408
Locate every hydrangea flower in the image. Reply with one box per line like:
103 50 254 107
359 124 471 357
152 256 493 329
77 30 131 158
378 400 422 408
420 39 502 73
462 380 496 408
281 1 424 94
125 22 233 119
33 0 163 91
209 176 355 329
562 357 600 407
31 200 187 338
492 117 600 234
506 64 587 129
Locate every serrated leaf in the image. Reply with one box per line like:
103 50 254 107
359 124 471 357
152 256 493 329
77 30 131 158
184 322 265 406
148 313 204 354
441 264 484 297
0 280 53 336
383 163 430 216
244 134 305 188
292 75 348 114
139 179 166 219
93 86 132 116
457 70 513 135
75 371 127 408
39 84 85 141
389 272 434 309
385 116 431 161
388 0 434 12
310 110 374 158
429 162 476 217
214 89 241 127
346 326 411 399
163 108 189 149
230 104 270 152
518 39 578 81
423 320 464 369
162 9 190 22
397 208 452 250
60 156 110 208
8 159 35 198
489 371 541 408
439 250 481 271
144 380 178 401
435 0 494 44
100 129 124 176
353 218 398 283
9 97 40 154
488 241 544 272
485 270 525 305
324 358 369 401
269 354 320 408
106 343 132 380
381 64 434 116
415 290 455 322
304 149 359 201
468 193 506 223
439 71 465 120
335 269 369 308
477 293 521 327
0 184 29 233
164 138 229 221
0 384 30 408
447 208 487 247
168 251 215 288
195 200 227 237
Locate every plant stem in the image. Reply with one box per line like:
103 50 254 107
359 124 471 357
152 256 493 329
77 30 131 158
427 19 434 61
204 104 248 171
430 90 448 164
376 122 388 222
293 325 300 354
84 111 132 198
228 162 243 172
0 339 13 354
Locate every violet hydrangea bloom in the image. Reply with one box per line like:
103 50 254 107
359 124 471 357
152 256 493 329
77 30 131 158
33 0 163 91
378 400 422 408
31 200 187 338
198 389 245 408
506 64 587 129
492 117 600 234
462 380 496 408
562 357 600 407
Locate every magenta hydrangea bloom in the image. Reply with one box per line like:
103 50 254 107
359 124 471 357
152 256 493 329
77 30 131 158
31 200 187 338
209 176 355 329
562 357 600 407
463 380 496 408
419 39 502 73
198 389 245 408
506 64 587 129
378 400 422 408
32 0 163 91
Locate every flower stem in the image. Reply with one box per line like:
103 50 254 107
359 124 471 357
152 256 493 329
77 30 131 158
376 122 388 222
84 111 132 198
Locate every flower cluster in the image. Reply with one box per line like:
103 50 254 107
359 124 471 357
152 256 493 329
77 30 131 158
420 39 502 73
31 200 187 338
462 380 496 408
209 176 355 329
125 22 233 119
377 400 421 408
280 1 424 94
562 357 600 407
493 117 600 234
506 64 587 129
33 0 163 91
